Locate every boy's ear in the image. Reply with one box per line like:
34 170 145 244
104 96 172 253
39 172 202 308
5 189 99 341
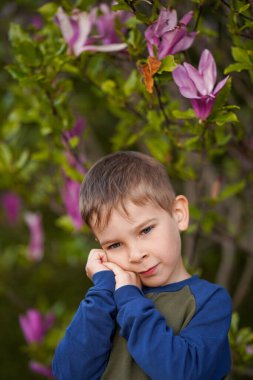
172 195 189 231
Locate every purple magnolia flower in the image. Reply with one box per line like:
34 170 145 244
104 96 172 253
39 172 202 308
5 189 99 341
63 177 83 230
246 345 253 355
19 309 55 344
29 361 54 378
94 3 130 45
55 6 127 56
31 14 43 29
62 117 86 173
1 192 21 226
172 49 229 120
24 212 44 261
145 8 196 60
63 117 86 141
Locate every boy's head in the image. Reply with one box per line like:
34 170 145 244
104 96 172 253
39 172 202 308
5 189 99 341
79 151 176 230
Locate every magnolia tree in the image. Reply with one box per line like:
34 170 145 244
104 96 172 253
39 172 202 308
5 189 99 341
1 0 253 378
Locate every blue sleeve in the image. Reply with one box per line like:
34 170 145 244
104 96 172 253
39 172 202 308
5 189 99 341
52 271 116 380
114 284 232 380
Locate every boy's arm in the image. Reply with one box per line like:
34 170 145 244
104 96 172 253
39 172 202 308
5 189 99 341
107 264 232 380
52 250 116 380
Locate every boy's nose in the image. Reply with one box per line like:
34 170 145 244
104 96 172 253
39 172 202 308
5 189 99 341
128 247 147 263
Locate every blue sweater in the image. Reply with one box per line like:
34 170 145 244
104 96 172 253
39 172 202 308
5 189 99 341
52 271 232 380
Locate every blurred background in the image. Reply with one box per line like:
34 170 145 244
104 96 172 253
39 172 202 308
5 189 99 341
0 0 253 379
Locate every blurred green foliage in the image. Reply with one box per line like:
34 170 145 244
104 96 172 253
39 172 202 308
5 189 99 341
1 0 253 378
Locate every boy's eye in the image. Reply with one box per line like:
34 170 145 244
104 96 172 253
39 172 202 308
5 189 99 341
107 242 121 250
141 225 154 235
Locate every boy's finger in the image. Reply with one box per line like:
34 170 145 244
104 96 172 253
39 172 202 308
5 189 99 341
89 249 107 261
103 262 124 274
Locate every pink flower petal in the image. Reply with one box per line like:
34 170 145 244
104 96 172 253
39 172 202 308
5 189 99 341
56 6 128 57
154 8 177 35
198 49 217 93
19 309 55 344
78 43 127 53
64 117 86 141
169 32 197 55
144 25 160 56
19 309 44 343
1 192 21 226
43 312 55 331
213 75 229 95
145 8 196 59
24 213 44 261
173 49 228 120
55 7 74 43
191 97 215 120
29 361 54 378
184 62 207 95
71 12 92 56
172 66 198 98
63 178 83 230
179 10 194 26
159 28 186 58
56 7 91 56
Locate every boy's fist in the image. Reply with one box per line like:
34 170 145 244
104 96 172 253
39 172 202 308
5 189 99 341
85 249 110 280
103 262 141 290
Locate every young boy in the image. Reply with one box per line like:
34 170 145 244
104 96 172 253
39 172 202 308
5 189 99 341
52 151 232 380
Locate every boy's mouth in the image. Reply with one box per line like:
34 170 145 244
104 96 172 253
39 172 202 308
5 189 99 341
139 264 159 276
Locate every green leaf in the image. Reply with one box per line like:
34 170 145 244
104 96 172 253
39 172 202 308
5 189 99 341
55 215 75 232
189 205 202 221
224 62 253 74
144 135 170 162
238 4 250 13
215 111 238 126
0 143 12 167
172 109 195 119
5 64 28 80
218 180 245 201
9 23 30 46
112 1 132 11
147 110 164 130
214 127 231 146
211 78 231 115
32 150 49 161
68 136 80 149
202 212 217 234
158 56 177 73
231 47 252 65
101 80 116 95
15 150 29 170
184 136 200 150
38 2 59 18
123 70 138 96
15 41 41 67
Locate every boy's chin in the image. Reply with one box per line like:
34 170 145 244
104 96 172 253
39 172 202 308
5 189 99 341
140 277 165 288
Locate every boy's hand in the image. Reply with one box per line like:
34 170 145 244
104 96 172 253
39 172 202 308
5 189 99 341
85 249 110 280
103 262 141 290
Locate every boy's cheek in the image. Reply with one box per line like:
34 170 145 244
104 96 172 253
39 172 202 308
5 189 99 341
106 255 127 271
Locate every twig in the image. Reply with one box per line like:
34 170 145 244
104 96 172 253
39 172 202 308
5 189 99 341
233 253 253 309
221 0 253 22
45 90 86 170
154 81 171 128
125 0 136 13
193 3 203 31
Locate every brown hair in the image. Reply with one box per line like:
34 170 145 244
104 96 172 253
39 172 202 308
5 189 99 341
79 151 175 230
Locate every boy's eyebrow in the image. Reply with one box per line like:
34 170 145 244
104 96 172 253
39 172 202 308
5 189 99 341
99 218 158 246
133 218 158 232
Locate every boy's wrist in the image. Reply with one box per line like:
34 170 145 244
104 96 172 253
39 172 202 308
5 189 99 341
114 285 144 308
92 270 116 292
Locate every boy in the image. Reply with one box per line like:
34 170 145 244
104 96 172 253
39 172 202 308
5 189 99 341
52 151 232 380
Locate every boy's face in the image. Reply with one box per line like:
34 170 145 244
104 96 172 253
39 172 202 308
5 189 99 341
92 197 190 287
